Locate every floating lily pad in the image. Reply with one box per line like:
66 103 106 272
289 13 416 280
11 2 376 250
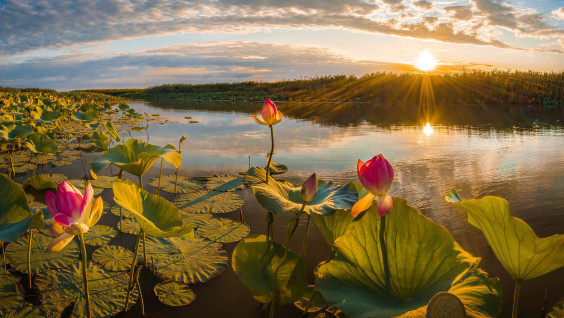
29 155 51 165
154 281 196 307
148 175 204 194
5 230 79 274
174 190 244 214
205 175 244 192
36 262 138 318
83 225 116 246
252 178 357 216
547 302 564 318
140 236 228 284
198 218 250 243
315 198 502 318
447 189 564 281
232 234 308 304
110 206 135 219
52 159 74 166
67 180 104 196
12 163 34 174
90 176 118 189
44 174 68 184
23 175 57 190
92 245 134 271
180 212 214 228
117 218 140 235
58 150 81 160
2 302 46 318
0 274 24 314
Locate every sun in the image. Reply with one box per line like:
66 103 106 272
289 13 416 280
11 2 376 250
415 50 438 72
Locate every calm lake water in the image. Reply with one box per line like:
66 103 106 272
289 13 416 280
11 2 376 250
116 100 564 318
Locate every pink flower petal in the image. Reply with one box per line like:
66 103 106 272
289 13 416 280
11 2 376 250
53 213 76 226
253 114 267 125
45 191 58 216
78 181 94 221
376 195 393 217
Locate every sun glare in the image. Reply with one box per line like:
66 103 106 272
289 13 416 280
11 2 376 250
423 122 434 136
415 50 438 72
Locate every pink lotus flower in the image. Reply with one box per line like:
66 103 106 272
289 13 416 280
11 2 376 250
45 181 103 253
253 98 282 126
301 173 318 204
351 154 394 217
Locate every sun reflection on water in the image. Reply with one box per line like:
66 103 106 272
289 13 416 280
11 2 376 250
423 122 434 136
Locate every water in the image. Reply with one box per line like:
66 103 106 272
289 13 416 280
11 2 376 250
119 100 564 317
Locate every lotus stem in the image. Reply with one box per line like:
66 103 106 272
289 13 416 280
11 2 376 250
512 280 521 318
27 229 33 288
32 154 38 176
8 150 15 179
77 233 92 318
124 231 142 311
119 207 123 237
138 175 148 268
79 122 85 148
157 158 163 196
239 207 244 223
135 266 145 316
265 125 274 184
301 213 311 256
380 215 390 289
1 240 6 274
173 168 179 197
302 289 317 316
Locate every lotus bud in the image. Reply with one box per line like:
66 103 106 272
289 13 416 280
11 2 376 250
266 212 274 224
301 173 318 204
352 154 394 217
253 98 283 126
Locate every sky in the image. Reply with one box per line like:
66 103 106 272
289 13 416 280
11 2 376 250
0 0 563 90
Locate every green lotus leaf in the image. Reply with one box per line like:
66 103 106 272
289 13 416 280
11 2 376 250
29 155 50 165
110 205 135 219
174 189 244 214
26 132 58 155
23 175 57 190
294 285 330 313
252 178 357 216
140 236 228 284
2 303 47 318
180 212 214 228
266 154 288 175
5 230 79 274
58 150 81 160
67 179 104 196
198 218 250 243
91 139 182 176
74 110 98 122
232 234 308 304
52 158 74 166
89 175 117 189
104 120 121 142
39 110 59 123
312 209 355 247
83 225 116 246
43 173 68 184
92 245 134 271
112 179 194 238
29 209 45 229
148 175 204 194
35 262 138 318
12 163 35 174
242 167 267 186
154 281 196 307
547 302 564 318
117 218 140 235
89 131 109 149
446 189 564 281
315 198 502 318
0 125 33 140
0 174 33 242
0 275 24 315
205 175 244 192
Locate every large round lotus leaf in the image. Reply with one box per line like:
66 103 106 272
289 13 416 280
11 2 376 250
0 125 33 140
44 173 68 184
232 234 308 304
39 110 59 123
312 209 354 247
12 163 34 174
269 161 288 175
2 302 47 318
83 225 116 246
117 218 140 235
92 245 134 271
198 218 250 243
90 176 117 189
23 175 57 190
10 153 30 165
36 262 138 318
242 167 267 186
113 179 193 238
0 174 33 242
547 302 564 318
0 275 24 314
154 281 196 307
174 190 244 214
294 285 329 313
74 110 98 122
111 205 135 219
140 236 228 284
26 132 58 154
205 175 244 192
91 139 182 176
89 131 109 149
315 198 502 318
180 212 214 228
252 178 357 216
5 230 79 274
67 179 104 196
148 175 204 194
447 188 564 282
104 121 121 142
29 155 51 165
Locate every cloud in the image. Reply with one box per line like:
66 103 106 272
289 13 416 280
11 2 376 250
0 0 562 56
0 42 409 90
552 8 564 20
